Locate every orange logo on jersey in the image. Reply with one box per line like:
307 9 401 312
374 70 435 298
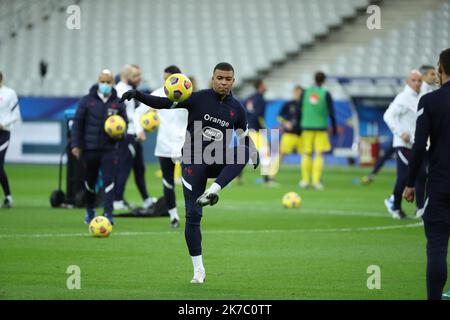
309 93 320 105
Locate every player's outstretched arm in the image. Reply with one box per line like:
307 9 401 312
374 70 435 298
119 89 173 109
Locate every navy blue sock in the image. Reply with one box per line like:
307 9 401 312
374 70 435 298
163 184 176 210
0 167 11 197
133 142 149 200
425 220 450 300
185 215 202 256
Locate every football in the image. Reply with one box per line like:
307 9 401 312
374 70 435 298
88 216 113 237
164 73 193 103
282 192 301 208
104 115 126 139
141 110 160 132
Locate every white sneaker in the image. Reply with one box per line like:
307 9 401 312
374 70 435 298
415 207 425 219
299 181 310 189
2 196 13 208
190 268 206 284
384 197 400 219
113 200 129 211
313 183 324 191
142 197 157 209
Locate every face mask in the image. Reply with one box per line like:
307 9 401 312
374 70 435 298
99 83 112 95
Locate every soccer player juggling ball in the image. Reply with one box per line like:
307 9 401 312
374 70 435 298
120 62 259 284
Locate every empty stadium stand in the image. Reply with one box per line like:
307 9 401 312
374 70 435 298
0 0 370 96
1 0 448 98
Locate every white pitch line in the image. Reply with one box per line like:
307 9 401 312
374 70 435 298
218 204 387 217
0 222 423 239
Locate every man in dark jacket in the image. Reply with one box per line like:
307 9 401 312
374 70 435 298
71 70 127 225
404 48 450 300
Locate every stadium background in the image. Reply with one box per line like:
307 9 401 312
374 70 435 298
1 0 448 165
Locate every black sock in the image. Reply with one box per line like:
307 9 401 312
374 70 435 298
0 167 11 198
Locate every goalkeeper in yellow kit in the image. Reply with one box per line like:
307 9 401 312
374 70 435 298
299 72 337 190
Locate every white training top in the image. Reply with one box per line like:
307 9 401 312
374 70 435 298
383 85 420 149
115 81 136 135
134 87 188 158
0 85 21 131
420 81 435 98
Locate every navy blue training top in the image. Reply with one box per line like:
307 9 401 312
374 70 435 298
408 81 450 222
279 99 302 135
72 84 127 151
244 92 266 130
135 89 248 161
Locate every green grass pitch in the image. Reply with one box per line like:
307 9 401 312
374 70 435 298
0 163 446 300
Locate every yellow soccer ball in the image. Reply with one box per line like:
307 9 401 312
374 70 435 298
141 110 160 132
164 73 193 103
104 115 126 139
88 216 113 238
282 192 302 209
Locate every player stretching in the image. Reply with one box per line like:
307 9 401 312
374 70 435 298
120 63 259 284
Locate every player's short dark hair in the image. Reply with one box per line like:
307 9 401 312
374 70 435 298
419 65 435 75
315 71 326 85
254 78 264 90
213 62 234 74
164 65 181 75
439 48 450 76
